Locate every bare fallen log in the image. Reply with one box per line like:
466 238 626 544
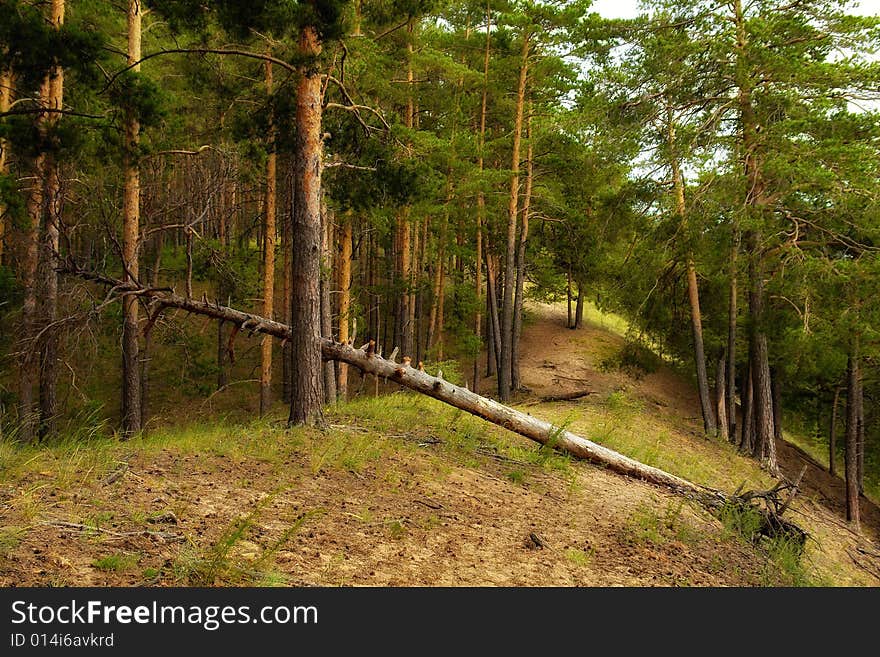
61 268 716 498
61 267 812 545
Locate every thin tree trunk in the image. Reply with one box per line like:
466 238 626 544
726 232 738 442
320 203 336 405
567 268 573 329
0 69 12 266
259 60 277 417
395 20 416 360
473 2 490 394
748 233 777 474
829 386 840 476
512 108 532 391
36 0 65 440
282 159 293 404
288 25 325 426
772 366 782 443
486 252 501 378
856 366 864 495
140 231 162 430
337 214 352 401
740 364 754 453
19 58 53 442
715 354 728 441
845 346 860 531
574 283 584 329
668 108 714 436
121 0 142 436
499 32 529 401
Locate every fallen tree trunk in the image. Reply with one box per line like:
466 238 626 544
92 284 719 503
63 268 757 517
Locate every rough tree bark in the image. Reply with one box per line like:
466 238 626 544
499 32 529 401
715 354 728 441
320 200 336 405
37 0 66 440
856 363 865 496
829 386 840 476
748 236 777 474
573 283 584 330
727 231 738 442
259 59 276 417
282 161 293 404
121 0 142 436
0 68 11 265
845 346 860 531
288 25 325 426
486 251 502 378
511 108 532 392
336 214 352 401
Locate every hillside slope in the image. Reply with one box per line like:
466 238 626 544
1 302 878 586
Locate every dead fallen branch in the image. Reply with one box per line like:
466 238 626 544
41 520 185 543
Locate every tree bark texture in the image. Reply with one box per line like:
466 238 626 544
121 0 142 435
259 59 277 417
288 26 325 426
499 33 529 401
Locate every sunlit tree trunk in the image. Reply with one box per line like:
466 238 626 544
336 214 352 401
260 59 277 417
121 0 142 436
287 25 325 426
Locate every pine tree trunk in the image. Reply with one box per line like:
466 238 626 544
35 0 66 440
140 233 162 431
320 204 336 405
337 215 352 401
486 252 501 378
748 233 777 474
856 366 864 495
574 283 584 329
0 69 12 266
726 233 738 442
473 3 490 394
715 354 728 441
260 60 276 417
845 347 861 531
567 268 573 329
511 110 532 392
19 146 44 442
740 364 754 453
829 386 839 476
282 159 293 404
499 33 529 401
668 109 715 437
772 366 782 443
121 0 142 436
288 25 325 426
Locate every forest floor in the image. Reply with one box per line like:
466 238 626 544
2 301 880 586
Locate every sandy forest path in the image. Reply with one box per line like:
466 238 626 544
513 300 880 541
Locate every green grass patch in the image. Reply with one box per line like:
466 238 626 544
92 553 139 572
